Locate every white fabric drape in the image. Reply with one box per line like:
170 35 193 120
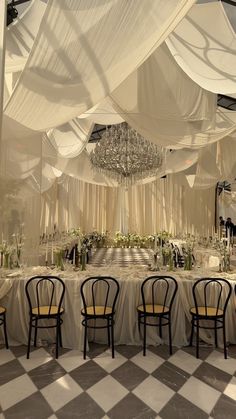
4 0 196 130
166 2 236 94
5 0 47 74
46 118 94 158
41 174 215 237
188 134 236 189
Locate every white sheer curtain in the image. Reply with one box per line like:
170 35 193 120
41 174 215 236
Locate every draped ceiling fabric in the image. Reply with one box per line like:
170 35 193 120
5 0 47 75
4 0 196 130
166 2 236 94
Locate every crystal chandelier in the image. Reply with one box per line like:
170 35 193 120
90 123 163 186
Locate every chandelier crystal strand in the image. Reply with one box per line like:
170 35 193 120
90 123 163 187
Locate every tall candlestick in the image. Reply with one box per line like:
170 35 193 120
45 241 48 263
227 228 230 250
154 235 157 253
73 247 76 265
51 242 54 264
78 238 81 253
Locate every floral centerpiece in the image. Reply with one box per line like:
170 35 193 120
0 242 15 269
162 243 174 271
216 239 231 272
182 235 195 270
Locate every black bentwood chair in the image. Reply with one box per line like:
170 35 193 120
189 278 232 359
0 305 8 348
80 276 120 359
137 275 178 356
25 275 65 359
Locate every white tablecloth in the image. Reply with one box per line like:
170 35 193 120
1 266 236 350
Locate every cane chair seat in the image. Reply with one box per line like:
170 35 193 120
137 304 169 314
32 305 64 316
190 306 223 317
81 305 113 316
0 306 6 314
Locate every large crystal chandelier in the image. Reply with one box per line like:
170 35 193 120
90 123 163 186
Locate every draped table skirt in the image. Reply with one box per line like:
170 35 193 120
0 266 236 350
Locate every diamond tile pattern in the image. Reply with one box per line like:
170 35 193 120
0 343 236 418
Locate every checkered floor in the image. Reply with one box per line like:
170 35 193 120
1 343 236 418
90 248 152 267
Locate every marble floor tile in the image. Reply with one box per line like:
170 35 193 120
223 376 236 401
132 375 175 413
40 374 83 412
28 359 66 389
56 392 105 419
70 360 107 390
178 376 221 415
205 350 236 375
111 360 149 391
152 360 190 392
159 393 208 419
108 393 156 419
168 349 202 374
210 394 236 419
18 348 53 372
193 361 232 392
130 349 164 373
0 374 37 411
87 375 129 412
93 349 127 373
3 391 53 419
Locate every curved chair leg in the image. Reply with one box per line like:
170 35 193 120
143 317 147 356
189 315 194 346
111 316 115 358
27 318 32 359
222 317 227 359
196 318 199 359
59 320 63 348
138 312 141 333
214 319 218 348
3 312 9 349
159 316 162 339
168 315 172 356
56 318 60 359
107 318 111 347
83 319 87 360
34 318 38 347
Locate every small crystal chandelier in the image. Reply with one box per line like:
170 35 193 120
90 123 163 186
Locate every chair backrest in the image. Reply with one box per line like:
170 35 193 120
141 275 178 313
25 275 65 316
80 276 120 316
192 277 232 316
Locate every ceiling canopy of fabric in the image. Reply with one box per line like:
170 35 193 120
166 2 236 94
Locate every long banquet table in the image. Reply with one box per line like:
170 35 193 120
1 265 236 350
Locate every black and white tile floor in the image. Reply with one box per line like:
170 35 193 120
90 248 152 267
1 343 236 418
